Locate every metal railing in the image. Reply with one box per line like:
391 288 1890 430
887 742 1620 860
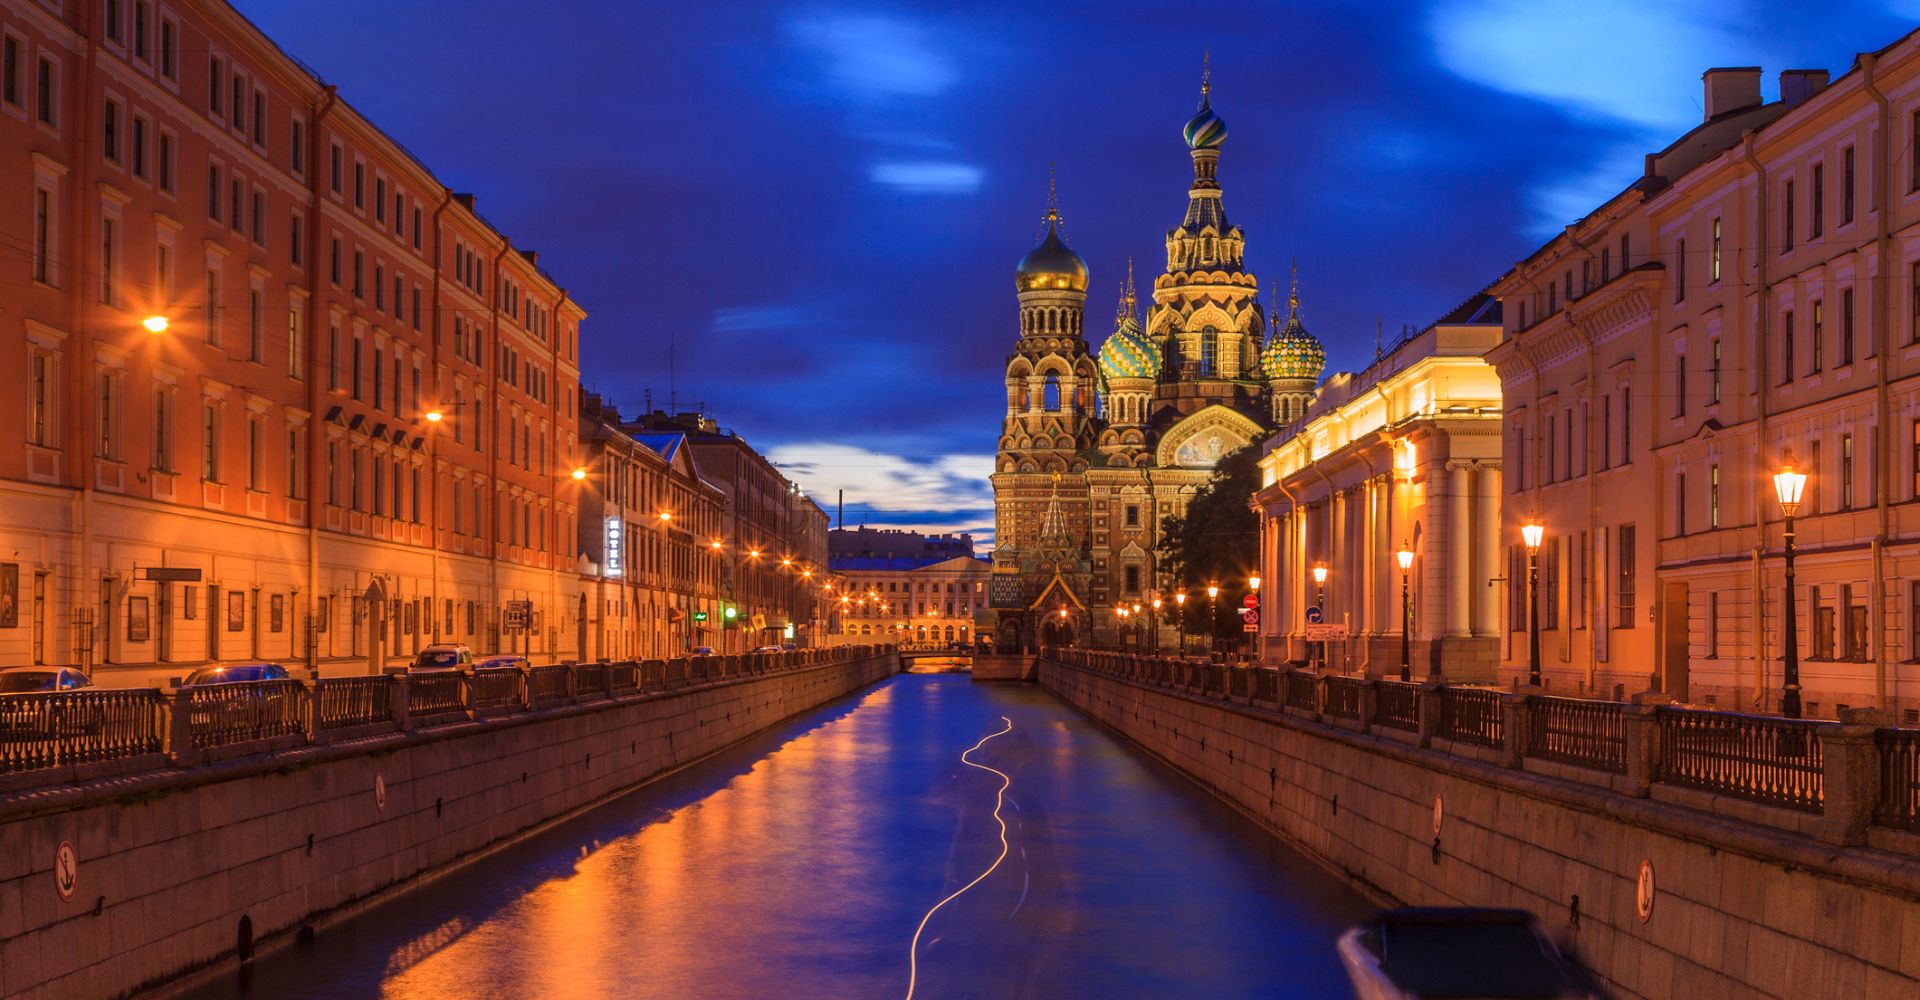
1373 682 1420 732
408 672 467 720
1528 696 1626 773
0 688 167 772
1438 687 1504 749
574 662 609 699
1284 670 1317 711
1323 677 1365 721
313 676 390 732
609 661 639 696
186 679 308 749
526 665 570 707
468 667 525 712
1655 708 1825 813
1874 729 1920 832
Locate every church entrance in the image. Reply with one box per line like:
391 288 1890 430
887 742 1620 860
1040 616 1076 648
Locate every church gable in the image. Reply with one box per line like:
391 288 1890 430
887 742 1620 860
1154 405 1265 469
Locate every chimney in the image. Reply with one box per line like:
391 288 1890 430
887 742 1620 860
1779 69 1831 109
1702 67 1763 121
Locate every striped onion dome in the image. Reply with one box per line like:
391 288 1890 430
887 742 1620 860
1263 273 1325 381
1183 94 1227 150
1098 314 1160 382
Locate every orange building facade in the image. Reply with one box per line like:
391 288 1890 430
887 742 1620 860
0 0 584 679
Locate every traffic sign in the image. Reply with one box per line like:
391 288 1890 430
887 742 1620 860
504 600 533 629
1242 624 1258 633
1304 622 1348 641
1305 606 1323 625
1242 593 1259 609
1238 608 1259 626
54 841 77 902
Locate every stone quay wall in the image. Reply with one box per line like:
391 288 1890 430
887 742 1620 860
0 650 899 999
1039 652 1920 1000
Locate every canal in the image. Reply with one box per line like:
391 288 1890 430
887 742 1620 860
184 673 1373 999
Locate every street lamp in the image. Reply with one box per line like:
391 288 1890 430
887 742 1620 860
1175 591 1187 655
1150 597 1162 654
1396 546 1414 682
143 315 170 333
570 467 587 481
1206 581 1220 657
1521 519 1545 687
1773 457 1808 719
1132 602 1143 651
1248 576 1262 662
1311 563 1328 670
1116 605 1129 650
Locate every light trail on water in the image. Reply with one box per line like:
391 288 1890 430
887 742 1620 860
903 715 1015 1000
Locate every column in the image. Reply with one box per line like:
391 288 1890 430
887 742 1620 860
1475 466 1502 636
1448 462 1472 637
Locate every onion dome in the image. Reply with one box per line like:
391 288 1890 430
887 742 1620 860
1098 261 1160 380
1263 267 1326 382
1183 58 1227 150
1016 167 1088 293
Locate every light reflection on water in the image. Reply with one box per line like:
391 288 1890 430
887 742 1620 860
191 676 1369 999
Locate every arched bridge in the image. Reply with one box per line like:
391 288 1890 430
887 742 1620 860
895 644 979 665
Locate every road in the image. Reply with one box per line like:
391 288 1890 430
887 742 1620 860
181 674 1373 999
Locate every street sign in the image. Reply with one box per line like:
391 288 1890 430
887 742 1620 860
504 601 533 629
1305 606 1323 625
1242 624 1257 633
1304 622 1348 641
1242 593 1259 609
693 611 708 622
1238 608 1259 626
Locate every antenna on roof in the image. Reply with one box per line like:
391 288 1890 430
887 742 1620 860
1375 316 1383 361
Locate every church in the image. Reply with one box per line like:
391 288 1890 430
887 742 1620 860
989 72 1327 651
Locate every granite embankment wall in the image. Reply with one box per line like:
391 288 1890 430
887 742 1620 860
1040 656 1920 1000
0 651 897 999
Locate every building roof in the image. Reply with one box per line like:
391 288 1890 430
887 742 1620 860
829 555 991 574
634 433 684 462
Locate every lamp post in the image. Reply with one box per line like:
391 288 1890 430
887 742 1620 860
1311 563 1328 671
1132 602 1143 652
1206 581 1220 658
1772 458 1808 719
1175 592 1187 656
1247 576 1262 663
1396 546 1414 682
1522 519 1544 687
1115 605 1129 650
1150 597 1162 654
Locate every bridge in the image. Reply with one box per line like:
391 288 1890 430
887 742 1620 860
894 643 978 666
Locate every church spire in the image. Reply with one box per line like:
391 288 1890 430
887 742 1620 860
1115 257 1137 326
1287 258 1301 318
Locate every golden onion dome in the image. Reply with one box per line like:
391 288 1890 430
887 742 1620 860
1016 214 1089 293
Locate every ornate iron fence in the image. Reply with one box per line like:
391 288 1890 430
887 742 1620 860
1655 708 1825 813
185 679 308 749
468 668 525 712
526 665 570 707
1373 682 1420 732
313 676 391 732
0 688 167 771
574 662 609 699
1873 729 1920 831
407 672 467 720
1438 687 1504 749
608 661 639 696
1527 696 1626 773
1284 671 1317 712
1323 677 1365 721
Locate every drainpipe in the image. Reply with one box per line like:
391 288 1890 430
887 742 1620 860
1863 55 1894 710
550 289 571 659
1739 130 1774 710
1509 271 1549 680
71 4 100 672
304 86 338 673
489 240 509 654
1309 462 1341 672
1355 445 1383 673
1560 225 1604 682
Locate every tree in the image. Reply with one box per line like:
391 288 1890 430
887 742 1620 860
1155 443 1263 644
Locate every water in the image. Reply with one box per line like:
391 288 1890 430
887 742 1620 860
188 674 1372 999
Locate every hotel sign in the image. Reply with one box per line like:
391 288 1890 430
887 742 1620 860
604 516 623 578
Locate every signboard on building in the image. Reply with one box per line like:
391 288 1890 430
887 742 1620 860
141 566 203 583
604 517 624 578
1304 622 1348 641
504 600 533 629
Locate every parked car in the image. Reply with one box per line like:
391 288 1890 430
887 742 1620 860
411 644 475 671
1338 908 1600 1000
690 646 715 656
180 663 291 686
473 655 528 671
176 663 299 737
751 645 784 654
0 667 101 741
0 667 95 694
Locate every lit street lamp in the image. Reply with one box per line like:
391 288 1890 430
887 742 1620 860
1311 563 1328 671
1150 597 1162 654
1522 519 1545 687
1773 457 1808 719
1174 592 1187 655
1396 546 1414 682
1248 576 1262 662
1206 581 1220 657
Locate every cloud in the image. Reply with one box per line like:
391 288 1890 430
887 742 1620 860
710 303 820 333
870 161 984 193
789 13 957 103
768 443 993 511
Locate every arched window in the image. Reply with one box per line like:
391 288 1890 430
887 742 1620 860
1044 374 1061 411
1200 327 1218 376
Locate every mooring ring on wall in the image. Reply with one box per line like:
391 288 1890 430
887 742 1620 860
375 773 388 813
1635 859 1655 923
1432 794 1444 838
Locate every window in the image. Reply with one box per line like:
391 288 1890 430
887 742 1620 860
29 352 51 446
353 162 364 208
208 56 222 114
1616 525 1636 630
1200 328 1218 375
1810 301 1823 373
251 190 263 244
351 336 362 400
1843 146 1856 224
1710 218 1721 282
160 18 175 79
1811 439 1823 515
1674 355 1685 417
157 130 172 191
97 371 117 459
1709 465 1720 529
133 2 148 60
1707 591 1719 659
1125 504 1139 527
1813 588 1834 660
375 178 385 222
1841 288 1855 366
1710 340 1722 404
1675 473 1686 535
374 264 384 309
1620 233 1630 270
1124 565 1140 594
131 115 146 178
248 290 262 362
1782 180 1794 251
31 187 51 284
1911 108 1920 192
252 88 264 147
102 99 119 162
3 36 19 108
1621 386 1631 464
290 120 304 173
352 251 363 298
328 324 340 391
1673 238 1685 302
204 268 219 343
202 404 219 481
412 207 422 250
207 163 221 221
1911 263 1920 344
329 144 341 193
290 212 303 266
1783 310 1795 382
36 56 54 126
246 417 262 491
1600 246 1610 282
153 387 170 470
98 216 118 305
287 306 303 380
1811 163 1824 238
1842 434 1855 510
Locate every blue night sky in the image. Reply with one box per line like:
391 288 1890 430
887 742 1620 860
241 0 1916 544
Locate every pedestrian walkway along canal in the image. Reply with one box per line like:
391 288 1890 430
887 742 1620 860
184 674 1372 999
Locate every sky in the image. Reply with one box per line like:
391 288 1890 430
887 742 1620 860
241 0 1917 545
